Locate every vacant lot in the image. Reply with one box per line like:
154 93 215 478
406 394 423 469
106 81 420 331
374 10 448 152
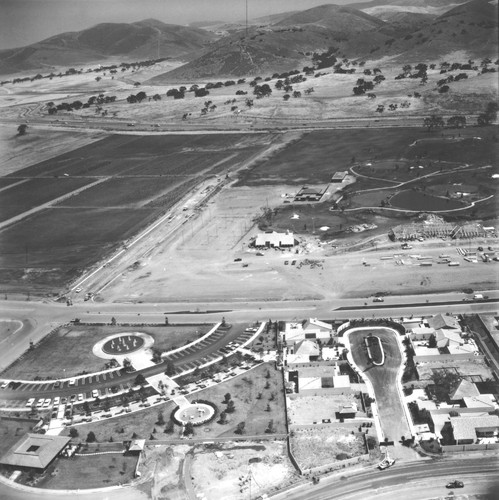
348 327 411 443
290 426 367 470
190 441 294 500
1 323 210 380
287 394 367 425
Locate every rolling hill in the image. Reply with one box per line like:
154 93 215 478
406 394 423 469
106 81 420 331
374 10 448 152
0 19 217 75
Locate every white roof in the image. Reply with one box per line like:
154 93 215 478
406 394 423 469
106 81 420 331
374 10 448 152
255 231 294 247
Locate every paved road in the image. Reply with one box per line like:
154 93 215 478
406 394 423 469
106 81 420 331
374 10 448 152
275 454 499 500
1 295 498 373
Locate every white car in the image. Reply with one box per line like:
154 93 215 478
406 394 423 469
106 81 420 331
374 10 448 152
43 399 51 408
36 399 44 408
92 389 99 398
75 288 82 293
53 397 60 407
0 381 9 389
26 398 35 407
78 393 84 401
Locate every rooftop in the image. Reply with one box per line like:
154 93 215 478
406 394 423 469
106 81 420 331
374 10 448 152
450 415 499 442
0 433 71 469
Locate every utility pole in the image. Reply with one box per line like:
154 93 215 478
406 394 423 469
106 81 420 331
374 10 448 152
246 0 248 38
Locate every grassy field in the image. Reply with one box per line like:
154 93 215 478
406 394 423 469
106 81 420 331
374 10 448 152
0 416 39 456
1 323 210 379
36 452 138 490
0 133 271 292
348 327 411 442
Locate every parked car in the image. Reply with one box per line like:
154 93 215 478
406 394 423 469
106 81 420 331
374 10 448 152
92 389 99 398
36 399 44 408
70 394 77 403
78 393 84 402
0 381 8 389
234 258 242 262
373 297 384 302
26 398 35 407
43 399 51 408
53 397 60 407
446 480 464 489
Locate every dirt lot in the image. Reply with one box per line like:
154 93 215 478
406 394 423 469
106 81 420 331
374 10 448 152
287 394 367 425
348 328 411 443
190 441 294 500
290 426 367 470
1 324 210 380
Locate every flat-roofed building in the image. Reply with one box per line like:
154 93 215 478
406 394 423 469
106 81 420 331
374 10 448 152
255 231 295 248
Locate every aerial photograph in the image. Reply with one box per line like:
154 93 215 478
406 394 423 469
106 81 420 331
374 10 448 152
0 0 497 498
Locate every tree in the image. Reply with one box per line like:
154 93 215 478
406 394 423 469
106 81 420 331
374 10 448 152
265 419 275 433
165 360 175 376
226 400 236 413
218 410 227 424
183 422 194 436
69 427 78 438
17 124 28 136
428 334 437 348
423 115 444 130
111 317 117 326
157 411 165 425
235 421 246 434
86 431 96 443
135 373 146 386
164 420 174 434
224 393 231 403
447 115 466 128
266 403 271 412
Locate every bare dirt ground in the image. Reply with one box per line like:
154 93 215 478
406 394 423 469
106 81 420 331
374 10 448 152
287 394 367 425
189 441 294 500
290 426 367 470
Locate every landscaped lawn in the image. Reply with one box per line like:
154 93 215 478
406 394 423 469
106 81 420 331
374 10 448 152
37 452 138 489
1 323 211 380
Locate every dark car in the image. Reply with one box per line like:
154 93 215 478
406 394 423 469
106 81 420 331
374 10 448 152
446 480 464 489
234 258 242 262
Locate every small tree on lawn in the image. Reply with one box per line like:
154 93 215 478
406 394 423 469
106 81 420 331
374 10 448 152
69 427 78 438
226 400 236 413
157 411 165 425
164 420 175 434
235 422 246 435
256 392 262 399
86 431 96 443
266 403 271 412
184 422 194 436
265 419 275 433
218 411 227 424
224 393 231 403
165 360 175 376
265 369 271 379
264 381 270 389
135 373 146 386
17 124 28 136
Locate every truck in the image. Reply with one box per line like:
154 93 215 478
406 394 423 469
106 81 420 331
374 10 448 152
448 261 460 266
473 294 489 300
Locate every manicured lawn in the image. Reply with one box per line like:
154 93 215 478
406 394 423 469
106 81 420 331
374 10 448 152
185 362 287 438
2 324 211 380
37 452 138 489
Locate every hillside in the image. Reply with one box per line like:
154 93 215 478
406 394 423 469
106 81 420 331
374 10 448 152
378 0 498 59
0 20 217 75
275 3 387 31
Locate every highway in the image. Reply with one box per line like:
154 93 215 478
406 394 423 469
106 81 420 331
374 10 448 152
1 294 498 373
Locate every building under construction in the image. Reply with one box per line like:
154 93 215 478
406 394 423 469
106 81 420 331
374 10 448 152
389 221 493 241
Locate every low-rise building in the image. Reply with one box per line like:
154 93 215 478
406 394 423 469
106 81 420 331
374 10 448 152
0 433 71 471
254 231 295 248
450 415 499 445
